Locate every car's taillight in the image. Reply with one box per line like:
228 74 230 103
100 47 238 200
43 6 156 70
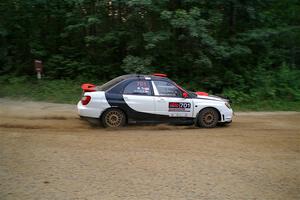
81 96 91 105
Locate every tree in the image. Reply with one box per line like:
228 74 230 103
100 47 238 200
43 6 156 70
0 0 299 98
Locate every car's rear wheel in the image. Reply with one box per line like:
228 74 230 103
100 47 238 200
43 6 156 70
197 108 219 128
102 108 126 128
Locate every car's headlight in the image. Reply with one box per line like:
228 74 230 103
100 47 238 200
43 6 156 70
225 102 231 109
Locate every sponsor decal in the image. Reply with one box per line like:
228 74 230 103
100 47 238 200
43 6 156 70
133 81 150 94
169 102 191 112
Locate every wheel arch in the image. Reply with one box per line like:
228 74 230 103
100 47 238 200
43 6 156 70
100 107 128 123
197 106 221 121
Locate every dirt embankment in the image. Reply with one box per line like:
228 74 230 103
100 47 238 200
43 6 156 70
0 98 299 200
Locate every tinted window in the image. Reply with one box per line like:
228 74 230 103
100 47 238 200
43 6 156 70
97 76 125 91
123 81 151 95
153 81 182 97
97 75 138 91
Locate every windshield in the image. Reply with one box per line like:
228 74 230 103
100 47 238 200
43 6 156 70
172 81 197 98
187 91 198 98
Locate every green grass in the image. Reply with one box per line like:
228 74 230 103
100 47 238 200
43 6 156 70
0 76 83 104
232 101 300 111
0 75 299 111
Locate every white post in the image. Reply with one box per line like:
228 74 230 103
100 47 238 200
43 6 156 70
37 72 41 80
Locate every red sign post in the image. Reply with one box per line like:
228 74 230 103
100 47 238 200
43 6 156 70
34 60 43 79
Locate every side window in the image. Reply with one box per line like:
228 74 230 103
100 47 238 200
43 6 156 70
153 81 182 97
123 81 152 96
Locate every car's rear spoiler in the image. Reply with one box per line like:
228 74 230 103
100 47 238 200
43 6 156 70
81 83 96 92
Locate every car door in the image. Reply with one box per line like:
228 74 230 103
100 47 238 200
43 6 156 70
122 80 156 115
152 80 193 118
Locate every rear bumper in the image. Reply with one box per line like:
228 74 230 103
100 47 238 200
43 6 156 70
80 116 101 125
77 101 102 118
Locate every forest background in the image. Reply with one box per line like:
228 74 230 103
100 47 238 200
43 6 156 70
0 0 299 110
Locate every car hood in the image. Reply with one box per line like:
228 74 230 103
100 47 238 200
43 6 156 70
195 94 229 102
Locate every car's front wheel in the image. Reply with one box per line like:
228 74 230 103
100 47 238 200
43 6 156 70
197 108 219 128
102 108 126 128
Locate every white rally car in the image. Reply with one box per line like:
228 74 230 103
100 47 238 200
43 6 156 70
77 74 233 128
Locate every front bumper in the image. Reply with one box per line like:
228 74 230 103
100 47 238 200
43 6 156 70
221 108 233 122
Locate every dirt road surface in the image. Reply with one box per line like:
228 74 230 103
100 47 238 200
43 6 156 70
0 98 299 200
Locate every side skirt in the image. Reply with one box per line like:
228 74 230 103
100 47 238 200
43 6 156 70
128 117 195 125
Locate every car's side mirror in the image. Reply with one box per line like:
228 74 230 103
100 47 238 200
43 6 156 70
182 92 188 98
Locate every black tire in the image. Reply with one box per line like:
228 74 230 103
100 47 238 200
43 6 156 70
101 108 126 128
197 108 219 128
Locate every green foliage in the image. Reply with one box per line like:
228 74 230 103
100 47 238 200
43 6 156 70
223 63 300 106
143 31 170 50
275 63 300 101
46 55 93 79
122 56 152 74
0 0 299 110
0 75 81 104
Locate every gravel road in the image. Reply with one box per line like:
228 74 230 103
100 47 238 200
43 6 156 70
0 98 299 200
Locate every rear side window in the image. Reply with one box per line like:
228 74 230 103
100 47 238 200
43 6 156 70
97 77 124 91
153 80 182 97
123 81 152 96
